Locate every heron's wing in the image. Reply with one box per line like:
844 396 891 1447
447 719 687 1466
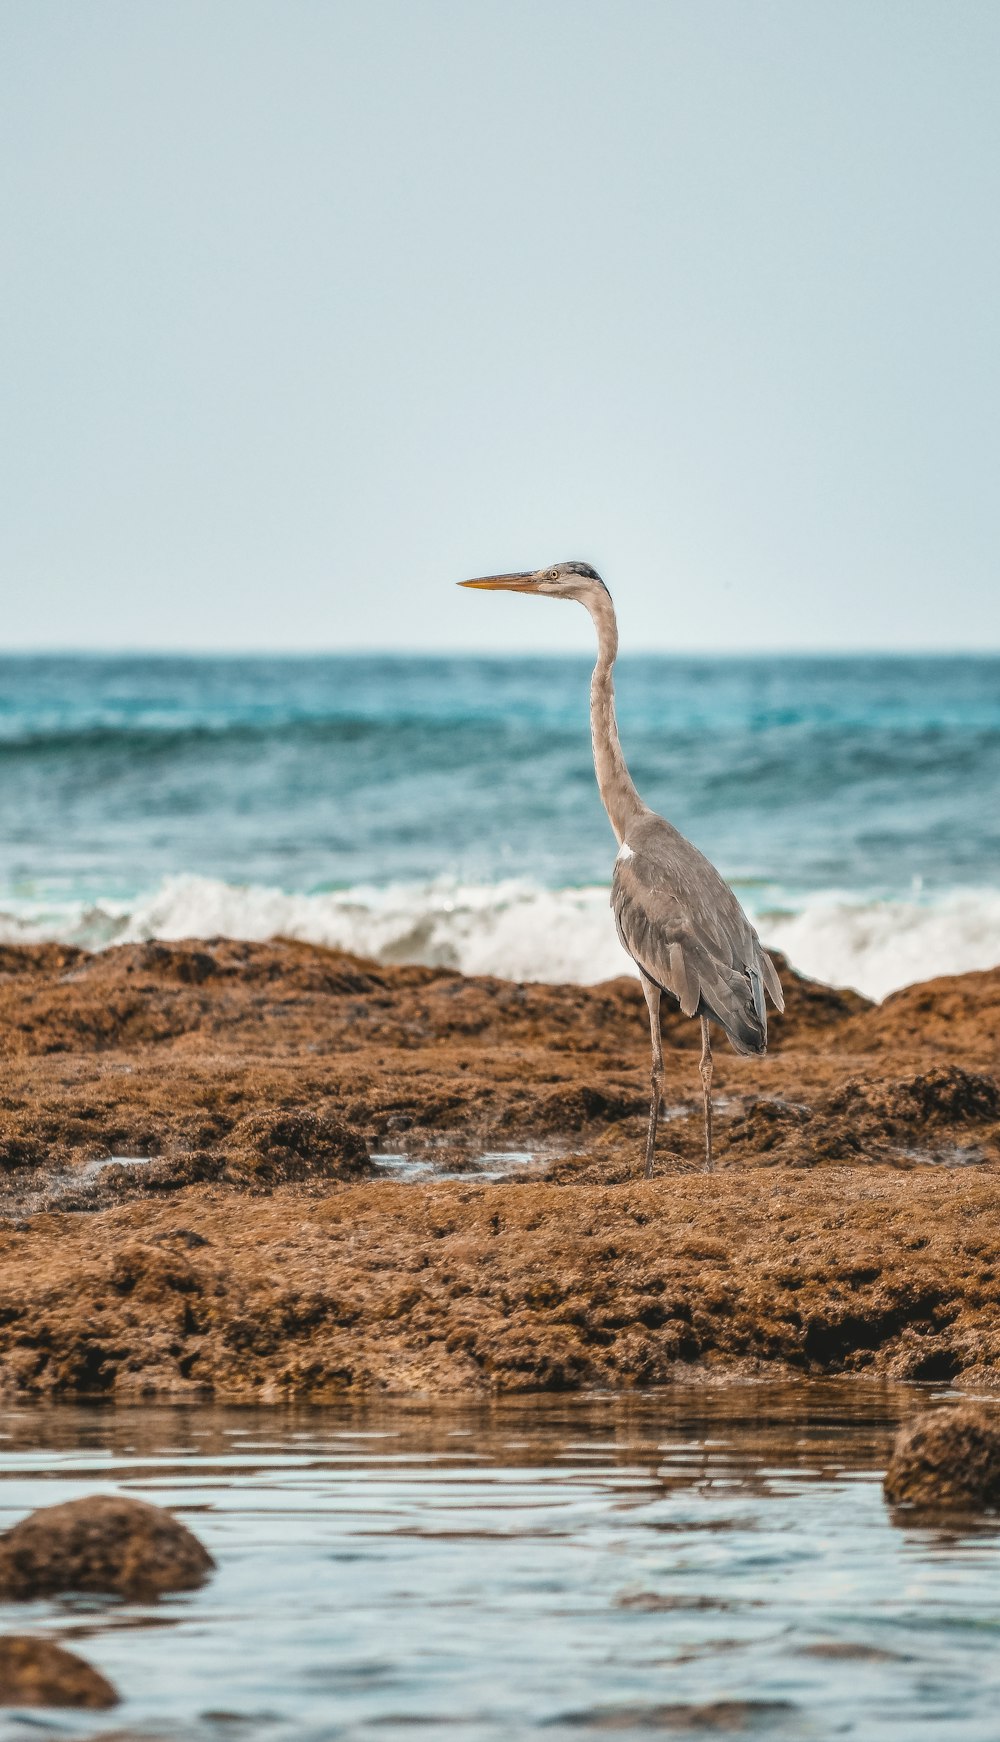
611 814 783 1052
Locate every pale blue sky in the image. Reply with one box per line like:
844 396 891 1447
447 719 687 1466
3 0 999 652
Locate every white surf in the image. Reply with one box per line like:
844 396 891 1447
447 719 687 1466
2 873 1000 1002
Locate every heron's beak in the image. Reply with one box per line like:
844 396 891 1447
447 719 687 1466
458 571 539 592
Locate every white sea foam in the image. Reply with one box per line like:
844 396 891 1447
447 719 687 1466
758 889 1000 1002
1 873 999 1002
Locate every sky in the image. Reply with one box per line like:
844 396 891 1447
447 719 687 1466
2 0 999 653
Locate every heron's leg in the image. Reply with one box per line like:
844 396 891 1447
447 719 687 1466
699 1015 714 1172
642 978 664 1179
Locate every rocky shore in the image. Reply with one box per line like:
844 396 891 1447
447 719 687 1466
1 938 999 1398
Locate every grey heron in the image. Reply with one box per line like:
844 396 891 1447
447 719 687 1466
459 560 784 1175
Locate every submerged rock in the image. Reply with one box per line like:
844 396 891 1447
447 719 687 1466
560 1700 798 1732
0 1494 215 1600
0 1636 118 1709
883 1406 1000 1512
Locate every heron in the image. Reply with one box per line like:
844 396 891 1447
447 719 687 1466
459 560 784 1176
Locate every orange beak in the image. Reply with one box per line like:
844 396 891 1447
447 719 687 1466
458 572 539 592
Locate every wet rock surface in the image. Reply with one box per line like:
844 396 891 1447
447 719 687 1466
0 1494 215 1599
884 1406 1000 1513
0 1636 118 1708
0 938 998 1395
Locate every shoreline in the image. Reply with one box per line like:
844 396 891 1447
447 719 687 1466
1 939 999 1400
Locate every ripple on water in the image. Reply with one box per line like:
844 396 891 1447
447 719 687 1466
2 1385 1000 1740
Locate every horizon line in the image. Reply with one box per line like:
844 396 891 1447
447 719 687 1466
2 644 999 660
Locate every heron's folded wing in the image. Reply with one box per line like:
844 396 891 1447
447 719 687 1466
611 848 743 1024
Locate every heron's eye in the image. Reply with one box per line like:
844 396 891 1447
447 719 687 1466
548 570 560 581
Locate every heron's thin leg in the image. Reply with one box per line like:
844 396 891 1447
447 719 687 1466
699 1015 714 1172
642 978 663 1179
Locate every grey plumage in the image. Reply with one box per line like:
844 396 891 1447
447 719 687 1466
459 559 784 1174
612 811 783 1059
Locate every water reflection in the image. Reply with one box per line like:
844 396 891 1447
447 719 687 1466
0 1385 998 1740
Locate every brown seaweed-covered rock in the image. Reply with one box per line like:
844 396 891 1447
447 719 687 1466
2 939 1000 1397
0 1495 215 1600
0 1118 46 1172
0 1636 118 1709
720 1067 1000 1167
824 1067 1000 1135
224 1108 373 1184
883 1406 1000 1512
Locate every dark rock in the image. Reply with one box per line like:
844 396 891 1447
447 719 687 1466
0 1635 118 1708
0 1494 215 1600
884 1405 1000 1512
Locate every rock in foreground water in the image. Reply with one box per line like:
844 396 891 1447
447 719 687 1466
0 1494 215 1600
0 1636 118 1709
884 1406 1000 1512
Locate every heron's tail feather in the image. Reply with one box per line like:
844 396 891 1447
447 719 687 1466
759 948 785 1013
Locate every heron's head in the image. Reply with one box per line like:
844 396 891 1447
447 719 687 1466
459 560 607 603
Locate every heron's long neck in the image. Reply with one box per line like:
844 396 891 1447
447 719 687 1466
584 589 644 844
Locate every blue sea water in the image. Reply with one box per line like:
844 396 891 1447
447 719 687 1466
1 654 998 996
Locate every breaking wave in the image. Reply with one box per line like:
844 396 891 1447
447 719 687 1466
1 874 999 1003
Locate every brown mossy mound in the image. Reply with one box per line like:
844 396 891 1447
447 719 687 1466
824 1067 1000 1132
841 965 1000 1054
98 1107 374 1194
0 1495 215 1599
0 1117 47 1171
720 1067 1000 1167
0 942 84 978
506 1083 648 1133
883 1406 1000 1512
0 1637 118 1710
4 1169 1000 1399
764 950 873 1045
1 938 1000 1394
223 1108 372 1183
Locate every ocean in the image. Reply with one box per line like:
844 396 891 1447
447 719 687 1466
1 653 998 1000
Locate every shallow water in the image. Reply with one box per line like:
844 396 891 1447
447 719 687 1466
2 1386 1000 1740
370 1149 551 1183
